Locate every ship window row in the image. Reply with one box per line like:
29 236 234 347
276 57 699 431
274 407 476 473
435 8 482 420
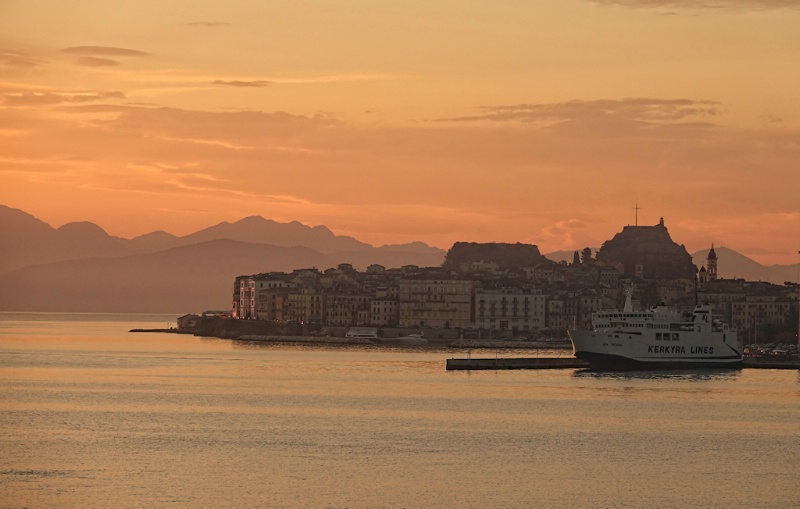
656 332 680 341
602 313 652 319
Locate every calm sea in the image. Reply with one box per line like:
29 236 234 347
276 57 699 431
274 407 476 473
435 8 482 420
1 313 798 509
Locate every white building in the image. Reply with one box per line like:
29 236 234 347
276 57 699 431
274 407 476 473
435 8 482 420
474 288 546 332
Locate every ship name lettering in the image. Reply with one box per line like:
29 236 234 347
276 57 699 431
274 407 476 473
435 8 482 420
690 346 714 354
647 345 686 354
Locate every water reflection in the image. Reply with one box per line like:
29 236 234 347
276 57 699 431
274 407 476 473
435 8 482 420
230 339 458 355
572 368 741 382
232 339 382 352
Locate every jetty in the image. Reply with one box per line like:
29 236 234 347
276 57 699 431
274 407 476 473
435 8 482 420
446 357 589 370
742 357 800 370
129 328 192 334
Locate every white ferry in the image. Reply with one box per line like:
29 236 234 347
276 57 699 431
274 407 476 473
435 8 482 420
568 292 742 370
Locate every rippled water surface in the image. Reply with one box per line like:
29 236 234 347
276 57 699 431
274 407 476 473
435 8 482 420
1 313 799 508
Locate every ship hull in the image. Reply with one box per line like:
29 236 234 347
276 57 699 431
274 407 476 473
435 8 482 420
569 329 743 371
573 350 742 371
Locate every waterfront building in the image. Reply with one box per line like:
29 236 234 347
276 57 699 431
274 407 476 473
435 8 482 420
577 293 603 330
371 297 399 326
232 275 255 319
232 274 294 320
286 288 325 324
732 294 795 341
698 279 747 322
546 298 568 331
474 288 546 333
325 292 373 326
256 287 291 322
399 276 475 328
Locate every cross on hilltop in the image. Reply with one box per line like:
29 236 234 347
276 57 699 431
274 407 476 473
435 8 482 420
632 203 641 226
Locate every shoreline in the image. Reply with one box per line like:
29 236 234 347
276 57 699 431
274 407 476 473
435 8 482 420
130 327 573 350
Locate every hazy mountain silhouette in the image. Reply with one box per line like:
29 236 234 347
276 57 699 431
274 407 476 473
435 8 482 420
129 230 181 252
0 240 335 313
0 205 133 273
0 205 446 312
692 247 798 284
0 205 445 272
177 216 372 253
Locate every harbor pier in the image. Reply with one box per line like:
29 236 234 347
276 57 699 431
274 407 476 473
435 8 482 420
446 357 589 370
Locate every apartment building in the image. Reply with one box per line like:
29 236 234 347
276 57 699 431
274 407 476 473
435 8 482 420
732 294 795 335
399 277 474 328
474 288 546 332
325 293 373 326
286 288 325 324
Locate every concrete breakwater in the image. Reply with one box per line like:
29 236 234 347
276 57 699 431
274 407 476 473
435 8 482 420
236 335 375 345
449 340 571 350
742 357 800 369
447 357 589 370
192 316 463 341
130 328 192 334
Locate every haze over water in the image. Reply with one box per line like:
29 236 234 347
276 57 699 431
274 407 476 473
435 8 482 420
1 313 798 508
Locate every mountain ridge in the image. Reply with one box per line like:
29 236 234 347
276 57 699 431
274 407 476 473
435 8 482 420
0 205 445 275
0 239 337 312
0 205 446 312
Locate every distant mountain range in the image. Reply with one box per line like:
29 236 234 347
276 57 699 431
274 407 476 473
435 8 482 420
0 205 445 312
1 205 796 313
690 247 798 285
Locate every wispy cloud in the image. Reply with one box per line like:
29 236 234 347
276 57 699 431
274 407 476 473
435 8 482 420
588 0 800 9
152 135 256 150
0 128 36 137
188 21 230 28
60 46 149 57
3 91 125 106
212 79 271 88
437 98 723 138
0 49 46 68
74 56 120 67
440 98 720 124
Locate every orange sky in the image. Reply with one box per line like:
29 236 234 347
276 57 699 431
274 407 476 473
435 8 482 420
1 1 798 265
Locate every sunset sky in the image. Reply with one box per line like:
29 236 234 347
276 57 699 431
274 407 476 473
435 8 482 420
1 0 798 265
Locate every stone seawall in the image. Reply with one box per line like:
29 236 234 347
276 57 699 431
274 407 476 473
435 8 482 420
195 317 301 338
193 317 465 341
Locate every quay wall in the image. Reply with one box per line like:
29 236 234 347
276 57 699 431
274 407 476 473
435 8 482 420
194 317 463 340
447 357 589 370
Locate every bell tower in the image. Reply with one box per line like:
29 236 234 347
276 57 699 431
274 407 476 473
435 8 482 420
706 244 718 281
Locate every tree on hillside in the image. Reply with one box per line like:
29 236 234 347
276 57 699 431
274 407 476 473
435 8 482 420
581 247 593 265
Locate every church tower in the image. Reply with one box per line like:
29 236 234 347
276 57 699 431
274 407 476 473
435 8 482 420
706 244 718 281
